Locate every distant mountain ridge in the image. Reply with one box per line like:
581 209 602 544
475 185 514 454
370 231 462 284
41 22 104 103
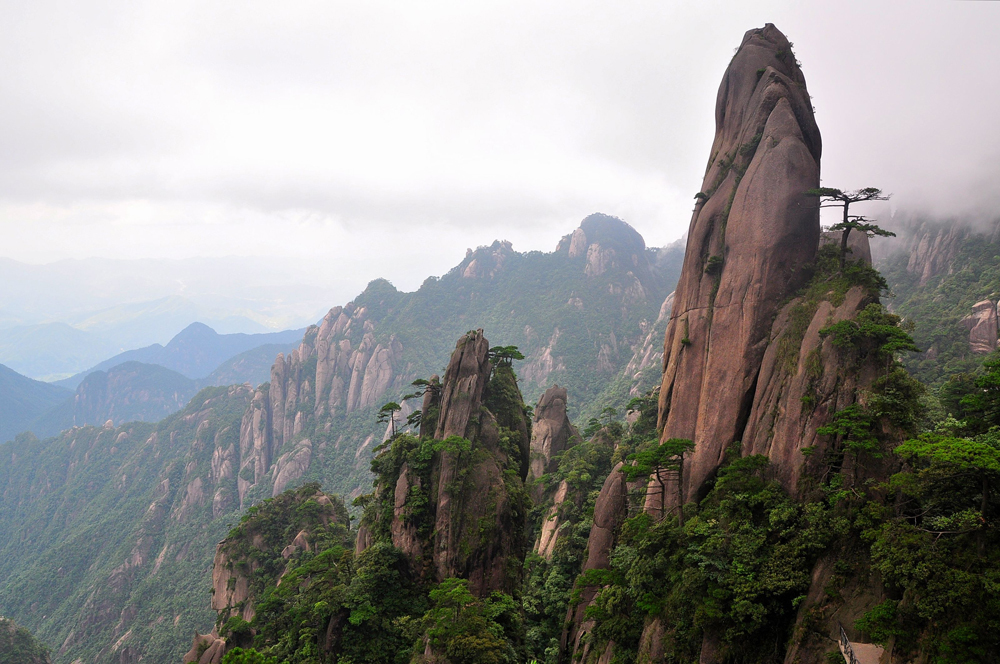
55 323 305 389
0 365 71 442
0 325 301 442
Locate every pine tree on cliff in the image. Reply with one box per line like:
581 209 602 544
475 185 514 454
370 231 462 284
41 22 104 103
377 401 402 438
807 187 894 268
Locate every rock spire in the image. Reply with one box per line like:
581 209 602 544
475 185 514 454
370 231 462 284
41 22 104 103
657 23 822 502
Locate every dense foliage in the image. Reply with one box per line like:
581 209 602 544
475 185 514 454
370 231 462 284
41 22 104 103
0 617 51 664
0 387 253 664
880 224 1000 386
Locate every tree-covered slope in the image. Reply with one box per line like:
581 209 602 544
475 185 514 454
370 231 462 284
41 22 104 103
228 214 682 509
0 386 254 664
879 218 1000 386
0 616 52 664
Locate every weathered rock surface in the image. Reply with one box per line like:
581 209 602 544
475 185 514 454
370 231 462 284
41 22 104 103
68 361 198 429
903 220 966 285
820 229 872 266
236 302 407 506
620 292 674 397
960 299 999 354
432 332 529 595
741 286 880 490
48 387 254 660
194 486 349 662
562 463 634 660
657 23 822 504
527 385 581 492
373 330 531 598
181 632 225 664
534 479 569 559
572 24 894 663
556 213 652 283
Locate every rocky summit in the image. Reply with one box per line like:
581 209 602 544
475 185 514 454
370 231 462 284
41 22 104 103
658 23 822 502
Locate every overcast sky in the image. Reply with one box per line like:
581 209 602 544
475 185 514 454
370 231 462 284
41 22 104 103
2 0 998 296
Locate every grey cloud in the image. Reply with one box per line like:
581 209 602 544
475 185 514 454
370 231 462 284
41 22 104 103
0 0 999 265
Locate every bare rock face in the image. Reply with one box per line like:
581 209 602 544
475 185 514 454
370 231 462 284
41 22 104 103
562 463 634 660
460 240 515 279
234 299 407 506
433 331 492 440
556 213 649 282
527 385 581 493
534 480 569 559
960 300 999 354
740 287 881 492
820 230 872 266
904 221 966 285
620 291 674 398
209 488 346 627
430 331 529 595
657 23 821 503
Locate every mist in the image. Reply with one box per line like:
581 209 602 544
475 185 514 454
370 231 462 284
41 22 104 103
1 0 998 295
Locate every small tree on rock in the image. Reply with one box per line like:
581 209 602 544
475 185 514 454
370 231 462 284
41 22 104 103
377 401 402 438
807 186 894 268
622 437 695 526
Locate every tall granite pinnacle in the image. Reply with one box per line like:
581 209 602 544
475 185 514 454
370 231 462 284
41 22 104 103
656 23 821 503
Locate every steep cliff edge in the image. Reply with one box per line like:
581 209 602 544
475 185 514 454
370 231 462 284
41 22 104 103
0 616 52 664
182 484 351 664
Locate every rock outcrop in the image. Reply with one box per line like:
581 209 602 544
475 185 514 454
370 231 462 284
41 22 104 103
903 220 966 286
0 616 52 664
562 463 636 660
821 229 872 266
656 23 822 503
235 299 407 505
568 24 897 663
556 213 652 283
189 485 350 663
367 330 531 597
960 300 999 354
69 361 198 429
181 632 225 664
527 385 581 495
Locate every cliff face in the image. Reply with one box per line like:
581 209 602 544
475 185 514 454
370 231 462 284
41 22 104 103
0 616 52 664
229 216 680 509
960 300 999 354
363 330 531 597
566 24 896 663
657 23 822 502
902 220 966 286
236 298 407 506
184 484 351 664
70 362 198 430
